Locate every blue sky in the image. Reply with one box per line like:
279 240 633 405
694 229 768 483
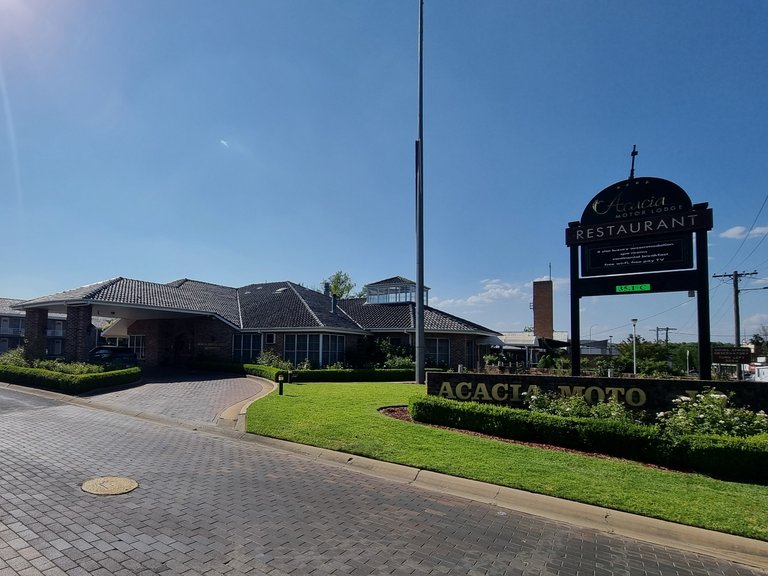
1 0 766 345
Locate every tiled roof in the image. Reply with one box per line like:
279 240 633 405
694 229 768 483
365 276 416 287
19 278 123 306
338 299 498 335
338 298 413 329
18 278 242 326
237 282 363 331
0 298 25 316
14 277 497 335
3 297 68 319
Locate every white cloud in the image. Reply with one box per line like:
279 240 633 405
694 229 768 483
720 226 746 238
719 225 768 239
743 312 768 335
431 279 528 309
532 276 570 292
219 139 230 148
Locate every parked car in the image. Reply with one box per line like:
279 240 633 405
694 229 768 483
88 346 138 366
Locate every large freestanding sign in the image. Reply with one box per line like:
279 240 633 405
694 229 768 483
566 176 714 379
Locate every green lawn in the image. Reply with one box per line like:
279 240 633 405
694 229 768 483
245 382 768 541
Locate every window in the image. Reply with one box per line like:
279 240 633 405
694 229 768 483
46 320 64 337
4 317 23 336
284 334 345 367
128 335 146 360
323 334 345 366
426 338 450 368
265 333 275 345
233 334 262 362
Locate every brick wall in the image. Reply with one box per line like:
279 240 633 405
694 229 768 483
64 305 92 362
127 317 237 367
447 335 469 369
193 318 236 362
23 309 48 360
533 280 553 339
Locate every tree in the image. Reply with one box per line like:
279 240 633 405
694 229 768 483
322 271 356 298
615 334 675 376
750 328 767 356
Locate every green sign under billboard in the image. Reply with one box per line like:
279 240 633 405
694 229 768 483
616 283 651 293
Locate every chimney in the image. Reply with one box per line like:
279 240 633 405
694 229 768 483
331 294 337 314
323 283 330 297
533 280 553 339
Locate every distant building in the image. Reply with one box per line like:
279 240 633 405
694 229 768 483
494 280 570 367
0 297 106 357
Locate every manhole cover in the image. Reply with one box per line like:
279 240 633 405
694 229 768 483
81 476 138 495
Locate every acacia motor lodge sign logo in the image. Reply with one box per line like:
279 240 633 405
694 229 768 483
566 178 711 277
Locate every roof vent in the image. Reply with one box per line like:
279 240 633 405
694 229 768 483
274 287 288 294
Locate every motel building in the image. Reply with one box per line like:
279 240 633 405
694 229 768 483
10 276 501 371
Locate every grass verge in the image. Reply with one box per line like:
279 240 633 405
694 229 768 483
245 382 768 541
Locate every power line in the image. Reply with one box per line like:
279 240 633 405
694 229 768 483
712 270 758 380
721 189 768 270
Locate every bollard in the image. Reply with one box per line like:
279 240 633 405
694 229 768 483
278 374 284 395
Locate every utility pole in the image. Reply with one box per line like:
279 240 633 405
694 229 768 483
651 327 677 344
713 270 757 380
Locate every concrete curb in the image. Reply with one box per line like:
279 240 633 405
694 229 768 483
243 434 768 571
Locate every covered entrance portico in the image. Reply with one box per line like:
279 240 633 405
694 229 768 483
21 301 236 367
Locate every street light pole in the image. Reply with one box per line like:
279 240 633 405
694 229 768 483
631 319 638 375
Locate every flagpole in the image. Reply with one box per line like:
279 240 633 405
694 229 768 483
415 0 425 384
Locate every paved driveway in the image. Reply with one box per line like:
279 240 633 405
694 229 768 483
82 371 266 427
0 375 766 576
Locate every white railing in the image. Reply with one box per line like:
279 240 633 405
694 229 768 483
0 328 24 336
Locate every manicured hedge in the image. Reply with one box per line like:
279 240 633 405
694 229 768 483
678 433 768 484
0 365 142 394
287 368 414 383
243 364 283 381
408 395 768 484
192 361 414 383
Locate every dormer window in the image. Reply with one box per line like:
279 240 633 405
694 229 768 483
365 277 429 305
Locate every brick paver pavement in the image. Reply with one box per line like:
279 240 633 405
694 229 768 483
82 371 265 426
0 380 765 576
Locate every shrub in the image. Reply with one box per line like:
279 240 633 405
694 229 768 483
243 364 284 381
295 358 313 370
31 359 105 374
407 395 768 483
257 350 293 371
524 385 638 422
657 388 768 438
0 347 28 367
290 368 414 383
0 364 140 394
409 395 661 462
383 355 415 369
677 433 768 484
